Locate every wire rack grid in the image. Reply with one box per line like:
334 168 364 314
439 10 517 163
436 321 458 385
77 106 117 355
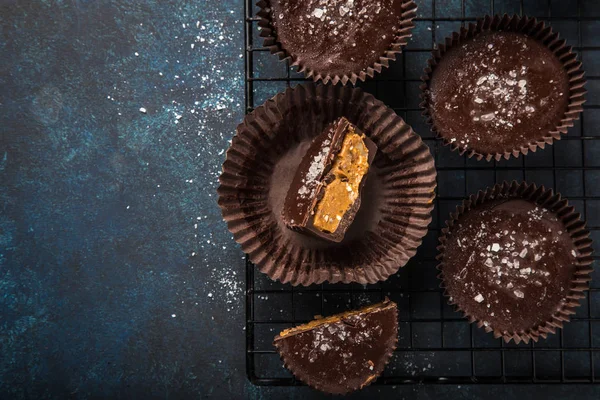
243 0 600 385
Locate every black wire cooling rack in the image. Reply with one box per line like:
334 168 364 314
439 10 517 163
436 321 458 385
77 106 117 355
243 0 600 385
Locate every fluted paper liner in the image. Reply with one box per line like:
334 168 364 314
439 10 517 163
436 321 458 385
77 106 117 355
273 299 398 394
256 0 417 86
437 181 594 344
420 14 586 161
218 83 436 286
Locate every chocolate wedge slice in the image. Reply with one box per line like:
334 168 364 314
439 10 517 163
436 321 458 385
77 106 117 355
273 299 398 394
282 117 377 242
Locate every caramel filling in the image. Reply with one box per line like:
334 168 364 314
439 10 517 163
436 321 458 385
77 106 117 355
312 130 370 233
276 302 391 339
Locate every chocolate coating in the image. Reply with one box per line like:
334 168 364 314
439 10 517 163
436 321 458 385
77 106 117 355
281 117 377 243
274 300 398 394
427 31 570 156
442 198 578 336
269 0 407 78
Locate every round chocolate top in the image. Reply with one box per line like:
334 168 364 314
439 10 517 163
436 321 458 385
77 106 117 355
428 31 570 156
274 302 397 394
442 199 577 335
269 0 406 78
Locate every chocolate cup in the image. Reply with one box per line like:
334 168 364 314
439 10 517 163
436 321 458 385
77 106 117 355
437 181 594 344
273 299 398 395
420 14 586 162
256 0 417 86
218 83 436 286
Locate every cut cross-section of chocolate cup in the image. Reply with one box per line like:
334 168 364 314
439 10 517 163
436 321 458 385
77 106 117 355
217 83 436 286
282 117 377 243
274 299 398 394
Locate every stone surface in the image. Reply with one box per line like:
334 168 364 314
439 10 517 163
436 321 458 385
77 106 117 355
1 0 246 398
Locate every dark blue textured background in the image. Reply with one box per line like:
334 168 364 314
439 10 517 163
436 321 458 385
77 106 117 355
2 0 600 398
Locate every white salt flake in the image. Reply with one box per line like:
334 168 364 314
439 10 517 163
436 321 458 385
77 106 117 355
312 8 324 18
514 290 525 298
480 113 495 122
474 294 485 303
519 248 528 258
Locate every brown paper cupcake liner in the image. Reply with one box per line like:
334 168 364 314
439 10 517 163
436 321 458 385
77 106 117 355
420 14 587 161
273 299 398 394
218 83 436 286
437 181 594 344
256 0 417 86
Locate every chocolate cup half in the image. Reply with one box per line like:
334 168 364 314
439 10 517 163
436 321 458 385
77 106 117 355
437 181 593 344
273 299 398 394
218 83 436 286
257 0 417 86
420 14 586 162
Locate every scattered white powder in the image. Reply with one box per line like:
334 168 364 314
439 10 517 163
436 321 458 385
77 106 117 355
210 267 242 306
